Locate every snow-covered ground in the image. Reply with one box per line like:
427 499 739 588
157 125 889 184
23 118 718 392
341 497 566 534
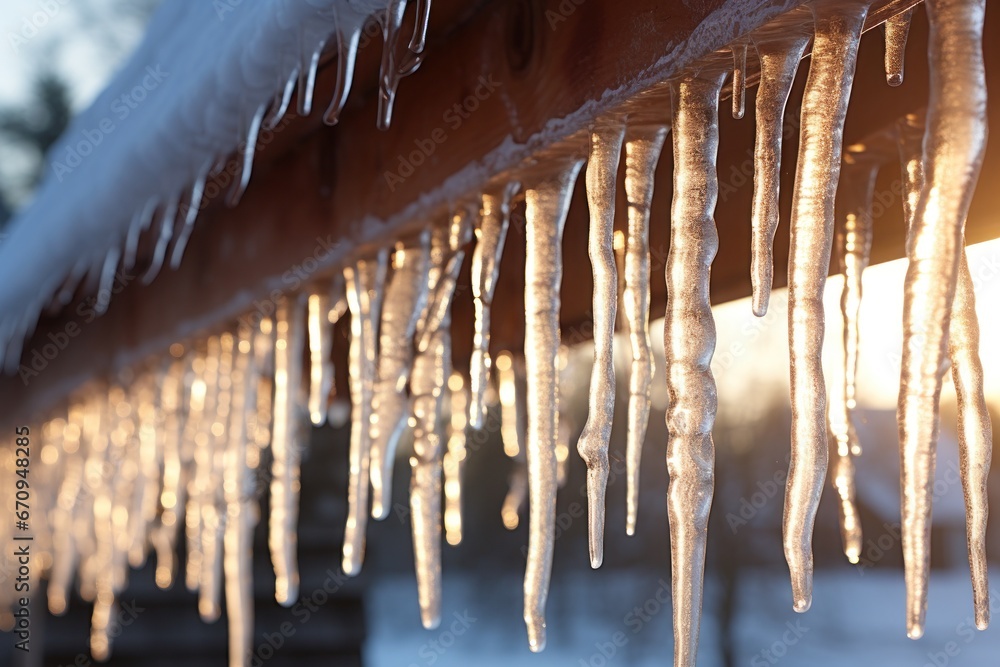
365 568 1000 666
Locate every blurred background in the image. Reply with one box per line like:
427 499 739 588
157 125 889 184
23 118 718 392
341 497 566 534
1 1 999 666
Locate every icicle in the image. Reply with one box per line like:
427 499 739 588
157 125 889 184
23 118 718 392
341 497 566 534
665 71 724 667
897 0 988 639
730 37 749 120
829 159 878 565
556 345 573 488
884 9 914 87
227 103 267 207
324 15 363 126
578 116 625 569
749 34 810 317
151 353 187 589
94 246 122 316
622 122 668 536
444 371 468 546
48 405 86 615
269 296 306 604
308 288 334 425
185 350 211 592
522 156 584 652
496 351 522 457
170 161 212 270
224 328 256 667
784 2 867 615
128 373 161 568
124 198 159 271
298 35 326 116
342 250 389 575
265 67 299 130
409 215 467 629
143 198 180 285
469 183 517 429
409 0 432 53
502 451 528 530
370 232 432 519
377 0 424 130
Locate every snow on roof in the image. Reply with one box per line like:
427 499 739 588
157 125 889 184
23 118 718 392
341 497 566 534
0 0 394 372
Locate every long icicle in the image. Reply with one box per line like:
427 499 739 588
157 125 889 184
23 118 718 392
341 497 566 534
370 232 432 520
898 113 991 632
522 156 584 652
829 159 878 564
749 34 810 317
897 0 989 632
410 212 470 629
342 250 389 575
444 371 468 546
665 71 724 667
308 288 333 426
622 122 668 536
578 117 625 569
269 296 306 606
784 1 868 614
469 184 518 429
223 328 255 667
884 9 914 87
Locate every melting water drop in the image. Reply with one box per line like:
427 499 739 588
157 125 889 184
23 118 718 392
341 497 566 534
578 117 625 569
469 184 517 429
370 232 432 519
749 34 810 317
522 156 584 652
783 1 868 615
665 71 724 667
730 37 749 120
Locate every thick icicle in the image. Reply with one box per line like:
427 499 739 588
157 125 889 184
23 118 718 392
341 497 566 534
749 34 810 317
308 289 334 425
444 371 468 546
897 0 988 639
884 9 914 87
522 156 584 652
578 117 625 569
784 2 867 614
665 71 724 667
409 213 469 629
829 159 878 564
469 184 517 429
224 329 255 667
622 123 668 536
370 232 432 520
730 38 749 120
269 296 306 606
342 250 389 576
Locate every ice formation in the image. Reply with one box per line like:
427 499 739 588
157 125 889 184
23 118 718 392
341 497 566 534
1 4 995 667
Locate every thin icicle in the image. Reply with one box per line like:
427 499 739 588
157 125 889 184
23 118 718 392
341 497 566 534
377 0 424 130
124 198 159 271
444 371 468 546
578 117 625 569
502 450 528 530
897 0 989 632
784 1 867 615
469 184 517 429
324 15 363 126
170 161 212 269
94 246 122 316
227 103 268 207
342 250 389 575
622 123 667 536
884 9 914 87
730 38 749 120
829 159 878 565
298 35 326 116
269 296 306 606
750 34 810 317
409 213 469 629
151 354 186 589
409 0 432 53
665 71 724 667
224 329 255 667
522 156 584 652
143 198 180 285
370 232 432 519
308 289 334 425
265 67 299 130
496 351 522 457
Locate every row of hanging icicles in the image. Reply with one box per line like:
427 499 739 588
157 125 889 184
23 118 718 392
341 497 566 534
0 1 993 666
